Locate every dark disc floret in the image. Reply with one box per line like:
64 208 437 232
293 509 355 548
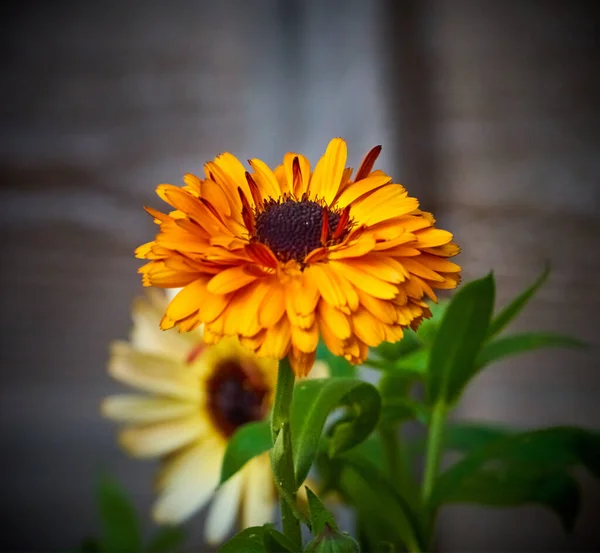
206 359 269 437
254 198 347 263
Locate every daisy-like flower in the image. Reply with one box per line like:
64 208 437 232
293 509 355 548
136 138 461 376
102 290 325 543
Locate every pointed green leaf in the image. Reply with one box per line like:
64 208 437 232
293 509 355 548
217 527 265 553
147 526 186 553
445 465 581 533
306 487 338 534
477 332 587 367
219 421 271 485
97 475 142 553
427 274 495 406
290 378 381 485
337 452 425 553
487 265 550 338
432 426 600 506
262 524 297 553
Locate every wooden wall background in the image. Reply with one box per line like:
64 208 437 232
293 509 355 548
0 0 598 551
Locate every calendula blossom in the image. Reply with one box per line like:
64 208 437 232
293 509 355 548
102 290 328 543
136 138 461 375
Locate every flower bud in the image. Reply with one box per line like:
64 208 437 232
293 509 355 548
304 523 361 553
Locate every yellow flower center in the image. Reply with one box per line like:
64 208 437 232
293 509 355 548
205 358 270 437
254 198 349 262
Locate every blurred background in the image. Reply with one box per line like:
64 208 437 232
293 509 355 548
1 0 599 550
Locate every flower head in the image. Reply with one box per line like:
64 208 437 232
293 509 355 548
137 139 461 375
103 291 283 542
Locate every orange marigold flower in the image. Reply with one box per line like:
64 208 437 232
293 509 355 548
136 138 461 376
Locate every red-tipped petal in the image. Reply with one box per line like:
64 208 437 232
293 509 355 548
355 145 382 182
238 187 255 233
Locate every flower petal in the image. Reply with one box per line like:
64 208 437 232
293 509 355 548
108 342 200 401
242 454 275 528
207 266 258 294
153 440 223 524
102 395 197 423
204 469 245 544
119 414 209 457
311 138 347 205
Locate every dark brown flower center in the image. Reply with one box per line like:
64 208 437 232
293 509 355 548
254 198 348 262
206 358 269 438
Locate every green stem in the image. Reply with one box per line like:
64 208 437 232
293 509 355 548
381 425 416 496
270 357 303 549
421 402 447 504
379 425 402 490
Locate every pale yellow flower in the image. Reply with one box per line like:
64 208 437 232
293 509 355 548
103 290 328 543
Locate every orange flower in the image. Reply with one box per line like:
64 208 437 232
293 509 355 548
136 138 461 376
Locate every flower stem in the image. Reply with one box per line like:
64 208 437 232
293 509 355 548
270 357 303 549
380 424 414 495
421 402 446 504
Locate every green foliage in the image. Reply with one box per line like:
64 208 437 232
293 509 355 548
487 265 550 338
74 475 185 553
217 527 268 553
290 378 381 485
426 273 496 406
306 487 339 534
442 465 581 533
219 421 272 485
216 524 298 553
433 426 600 503
146 526 186 553
97 475 142 553
477 332 586 367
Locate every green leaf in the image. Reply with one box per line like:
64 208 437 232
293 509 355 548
96 475 142 553
444 465 581 533
147 526 186 553
414 299 450 345
366 348 428 376
336 452 425 553
379 372 428 424
290 378 381 485
477 332 587 367
219 421 271 485
306 487 338 534
443 422 513 453
217 527 266 553
426 273 495 406
374 328 422 361
487 265 550 338
262 524 297 553
432 426 600 506
316 340 356 378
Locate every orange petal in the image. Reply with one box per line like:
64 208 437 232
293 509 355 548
290 322 319 353
258 317 292 359
317 299 351 340
335 174 392 208
248 158 281 201
289 347 317 378
311 138 347 205
330 260 398 299
258 280 286 327
165 279 209 323
207 266 258 294
354 145 382 182
283 153 311 198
